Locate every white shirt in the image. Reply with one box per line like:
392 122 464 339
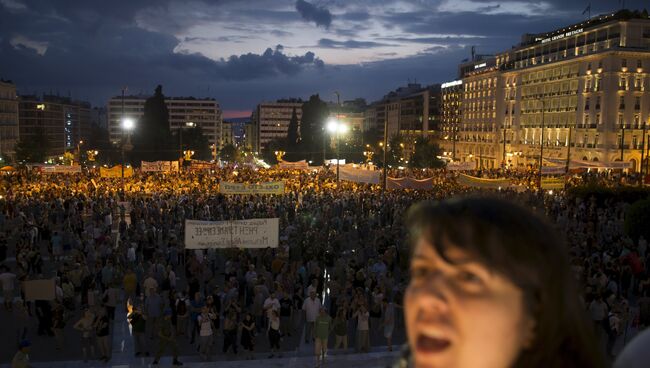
356 311 369 331
197 314 214 336
302 297 321 322
263 297 280 318
143 277 158 297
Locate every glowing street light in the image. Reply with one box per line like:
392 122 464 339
122 117 135 131
121 117 135 199
325 119 349 183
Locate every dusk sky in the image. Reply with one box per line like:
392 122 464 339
1 0 647 118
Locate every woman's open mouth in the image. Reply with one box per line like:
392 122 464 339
416 333 452 354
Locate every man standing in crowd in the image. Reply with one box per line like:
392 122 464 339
302 290 321 344
0 265 16 310
314 307 332 368
152 308 182 366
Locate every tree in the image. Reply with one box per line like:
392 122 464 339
261 138 284 165
284 107 301 161
409 136 445 169
15 128 51 163
84 123 120 165
131 85 174 163
386 134 404 167
300 95 329 164
220 144 240 162
175 126 212 161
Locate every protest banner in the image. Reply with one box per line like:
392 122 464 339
23 279 56 301
189 160 214 171
184 218 279 249
219 181 285 195
100 165 133 178
541 177 565 190
457 174 512 189
387 177 434 190
141 161 174 172
41 165 82 174
278 160 309 170
446 161 477 171
171 160 180 172
338 166 380 184
544 158 632 170
541 166 567 175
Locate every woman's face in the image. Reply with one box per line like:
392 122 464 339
405 238 534 368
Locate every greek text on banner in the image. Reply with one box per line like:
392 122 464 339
219 181 285 195
184 218 279 249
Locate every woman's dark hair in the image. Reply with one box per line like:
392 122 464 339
406 196 604 368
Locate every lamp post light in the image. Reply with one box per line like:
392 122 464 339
121 117 135 200
326 118 348 184
532 98 546 191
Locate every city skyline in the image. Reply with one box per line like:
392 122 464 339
0 0 648 118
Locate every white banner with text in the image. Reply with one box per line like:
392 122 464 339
184 218 279 249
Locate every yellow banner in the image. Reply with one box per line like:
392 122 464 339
457 174 512 189
219 181 285 195
541 178 565 190
100 166 133 178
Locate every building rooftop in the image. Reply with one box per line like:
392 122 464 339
519 9 650 47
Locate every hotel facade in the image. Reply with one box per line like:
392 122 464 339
446 10 650 171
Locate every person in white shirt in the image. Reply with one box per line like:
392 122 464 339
302 290 321 344
0 266 16 310
143 273 158 298
354 304 370 353
197 306 216 361
263 291 281 320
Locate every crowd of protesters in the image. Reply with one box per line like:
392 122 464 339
0 165 648 366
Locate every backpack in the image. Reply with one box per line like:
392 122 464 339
177 299 187 316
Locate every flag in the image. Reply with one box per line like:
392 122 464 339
582 4 591 15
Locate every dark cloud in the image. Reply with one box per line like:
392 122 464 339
2 0 650 112
339 11 370 21
317 38 393 49
295 0 332 28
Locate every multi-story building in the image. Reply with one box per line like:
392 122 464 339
243 122 256 151
107 96 222 157
455 9 650 172
458 58 503 169
222 121 234 147
440 80 463 160
365 83 442 156
18 95 93 157
251 100 303 152
0 80 19 161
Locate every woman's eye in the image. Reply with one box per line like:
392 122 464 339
457 271 482 284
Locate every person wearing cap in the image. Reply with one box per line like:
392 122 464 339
11 340 31 368
152 308 182 366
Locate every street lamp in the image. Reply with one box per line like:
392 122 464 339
121 117 135 200
326 118 348 183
